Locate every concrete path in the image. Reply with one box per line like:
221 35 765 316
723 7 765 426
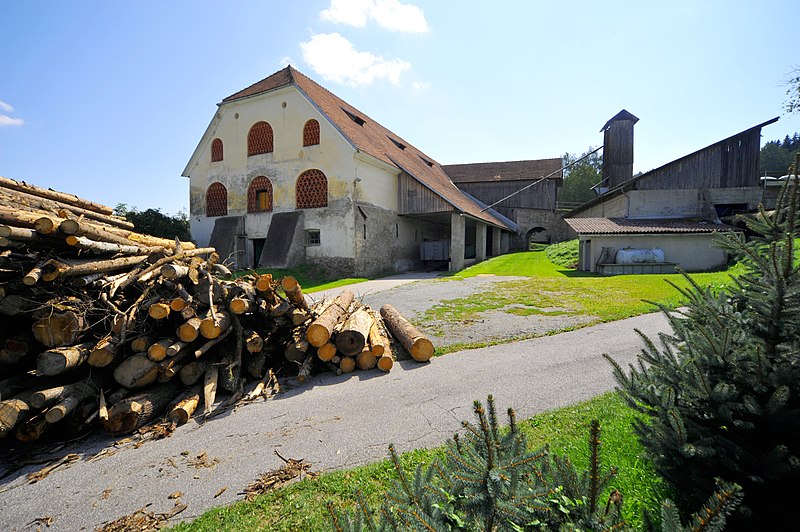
305 271 441 302
0 311 671 531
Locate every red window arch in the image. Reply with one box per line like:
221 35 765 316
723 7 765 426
247 176 273 213
296 169 328 209
303 119 320 147
247 121 273 156
211 138 224 162
206 182 228 217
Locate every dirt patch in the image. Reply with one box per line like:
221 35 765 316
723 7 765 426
362 276 597 348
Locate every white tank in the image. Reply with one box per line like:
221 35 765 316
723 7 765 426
615 248 665 264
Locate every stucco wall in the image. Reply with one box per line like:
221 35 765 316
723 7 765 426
186 84 409 272
579 232 728 273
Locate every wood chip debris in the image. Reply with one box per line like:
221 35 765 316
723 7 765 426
242 450 316 501
26 453 80 483
95 501 187 532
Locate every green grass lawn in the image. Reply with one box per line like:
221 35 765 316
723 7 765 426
171 393 665 531
236 263 368 293
422 249 743 353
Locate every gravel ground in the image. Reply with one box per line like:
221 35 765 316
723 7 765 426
361 274 597 347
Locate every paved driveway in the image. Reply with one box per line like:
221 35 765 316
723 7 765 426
0 273 672 530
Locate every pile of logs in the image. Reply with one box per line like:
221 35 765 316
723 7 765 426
0 177 434 447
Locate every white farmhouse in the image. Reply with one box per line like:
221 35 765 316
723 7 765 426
182 66 515 275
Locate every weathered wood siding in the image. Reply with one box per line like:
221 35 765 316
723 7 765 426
455 179 557 210
398 172 453 214
603 121 635 189
638 128 761 190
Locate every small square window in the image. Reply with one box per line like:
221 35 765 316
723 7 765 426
306 229 321 246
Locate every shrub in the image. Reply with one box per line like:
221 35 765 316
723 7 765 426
607 155 800 528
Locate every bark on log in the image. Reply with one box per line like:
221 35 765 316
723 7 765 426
15 413 50 442
161 264 189 280
43 255 149 280
367 319 387 357
65 234 158 255
168 388 201 425
31 302 88 348
0 225 37 241
380 304 434 362
281 276 309 311
114 353 159 389
335 308 374 357
37 342 93 376
102 381 180 435
165 340 188 358
306 289 355 347
130 335 153 353
290 308 310 326
22 261 46 286
0 175 115 215
203 365 218 416
179 360 208 386
0 335 33 365
42 381 96 423
285 327 309 363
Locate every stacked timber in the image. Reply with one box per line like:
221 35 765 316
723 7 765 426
0 177 434 447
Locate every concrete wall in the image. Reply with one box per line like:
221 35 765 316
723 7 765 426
578 232 728 273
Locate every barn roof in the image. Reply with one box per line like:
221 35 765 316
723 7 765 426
442 159 563 183
600 109 639 132
564 217 736 235
219 66 511 230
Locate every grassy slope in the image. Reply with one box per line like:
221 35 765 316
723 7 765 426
172 393 664 531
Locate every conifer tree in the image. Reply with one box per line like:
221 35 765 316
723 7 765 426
607 155 800 528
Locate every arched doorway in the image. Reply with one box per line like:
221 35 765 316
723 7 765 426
526 226 550 248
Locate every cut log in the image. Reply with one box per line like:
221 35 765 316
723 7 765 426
0 225 37 241
0 176 115 215
0 393 32 438
15 413 50 442
113 353 159 389
148 302 171 320
244 330 263 353
246 350 266 379
376 353 394 372
367 319 387 357
65 235 158 255
168 388 201 425
335 307 374 357
229 297 254 315
33 216 61 235
281 276 309 311
339 356 356 373
43 381 96 423
177 317 203 342
147 339 174 362
88 335 119 367
297 354 314 382
290 308 310 326
285 327 309 363
37 342 93 376
31 300 88 347
165 340 188 358
102 381 180 435
203 365 218 416
317 342 337 362
161 264 189 280
22 261 46 286
255 273 273 292
130 335 154 353
200 311 231 339
0 335 34 365
306 289 355 347
380 304 435 362
170 297 189 312
179 360 208 386
356 348 377 371
44 255 149 280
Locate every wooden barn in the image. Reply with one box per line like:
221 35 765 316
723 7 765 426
565 110 779 273
442 159 569 247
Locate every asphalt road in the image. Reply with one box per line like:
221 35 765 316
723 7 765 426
0 310 671 531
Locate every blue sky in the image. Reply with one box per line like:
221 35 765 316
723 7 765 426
2 1 798 215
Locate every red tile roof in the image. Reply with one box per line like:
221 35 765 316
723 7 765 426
564 217 737 235
442 159 563 183
221 66 511 229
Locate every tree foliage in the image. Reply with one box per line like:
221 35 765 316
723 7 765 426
607 154 800 529
114 203 191 242
759 133 800 176
560 148 603 205
785 67 800 115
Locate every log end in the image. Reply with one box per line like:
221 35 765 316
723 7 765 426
306 323 330 348
377 355 394 372
410 338 435 363
339 356 356 373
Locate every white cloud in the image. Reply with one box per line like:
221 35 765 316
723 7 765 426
412 81 430 93
0 100 23 127
0 115 24 127
321 0 429 33
301 33 411 87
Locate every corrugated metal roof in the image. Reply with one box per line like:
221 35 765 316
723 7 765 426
220 66 511 230
564 217 737 234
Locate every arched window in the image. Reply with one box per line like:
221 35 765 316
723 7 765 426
247 176 273 213
211 138 223 162
206 182 228 217
247 121 273 156
296 169 328 209
302 119 320 147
